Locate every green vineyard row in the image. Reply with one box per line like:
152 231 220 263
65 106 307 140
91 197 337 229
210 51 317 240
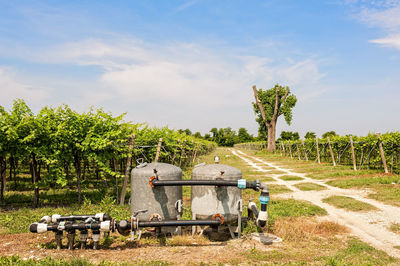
235 132 400 173
0 100 216 205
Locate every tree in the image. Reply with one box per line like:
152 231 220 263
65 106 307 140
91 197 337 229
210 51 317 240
279 131 300 141
304 132 316 139
238 128 253 143
193 132 202 139
252 84 297 151
322 131 337 139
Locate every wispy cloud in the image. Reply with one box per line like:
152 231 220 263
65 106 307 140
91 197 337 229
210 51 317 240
0 67 50 108
0 38 327 131
42 39 326 106
354 1 400 50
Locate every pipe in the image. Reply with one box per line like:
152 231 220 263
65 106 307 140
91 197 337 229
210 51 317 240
92 230 100 250
139 219 222 228
116 218 223 235
41 213 111 223
151 179 260 191
256 183 269 227
67 230 75 250
247 201 259 220
79 230 88 249
29 221 111 233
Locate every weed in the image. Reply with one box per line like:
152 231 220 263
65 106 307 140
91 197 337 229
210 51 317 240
278 175 303 181
322 237 398 265
267 184 292 194
294 182 327 191
322 196 378 212
389 223 400 234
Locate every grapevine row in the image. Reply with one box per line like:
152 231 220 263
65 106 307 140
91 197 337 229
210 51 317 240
235 132 400 174
0 100 216 206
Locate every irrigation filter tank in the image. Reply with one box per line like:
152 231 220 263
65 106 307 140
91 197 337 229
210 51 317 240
29 157 270 249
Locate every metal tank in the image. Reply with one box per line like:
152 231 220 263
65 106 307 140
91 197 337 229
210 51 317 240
131 162 182 221
191 163 242 224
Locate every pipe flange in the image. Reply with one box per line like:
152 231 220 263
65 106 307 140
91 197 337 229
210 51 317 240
149 213 162 222
211 213 224 225
149 176 157 188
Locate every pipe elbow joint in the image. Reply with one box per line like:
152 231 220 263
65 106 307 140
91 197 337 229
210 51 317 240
30 223 48 233
256 211 268 228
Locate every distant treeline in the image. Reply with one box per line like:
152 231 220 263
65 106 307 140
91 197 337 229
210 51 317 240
177 127 257 147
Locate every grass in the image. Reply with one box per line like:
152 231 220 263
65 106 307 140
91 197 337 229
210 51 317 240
322 196 378 212
389 223 400 234
294 182 327 191
322 237 398 265
0 256 172 265
0 196 130 234
278 175 303 181
326 175 400 188
308 168 378 179
326 176 400 207
266 184 292 194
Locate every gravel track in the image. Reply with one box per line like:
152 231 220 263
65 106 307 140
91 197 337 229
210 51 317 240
231 148 400 258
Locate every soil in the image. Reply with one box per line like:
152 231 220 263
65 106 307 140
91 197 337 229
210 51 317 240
232 149 400 258
0 232 275 265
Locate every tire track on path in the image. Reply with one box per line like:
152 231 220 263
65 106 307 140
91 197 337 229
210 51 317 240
231 148 400 258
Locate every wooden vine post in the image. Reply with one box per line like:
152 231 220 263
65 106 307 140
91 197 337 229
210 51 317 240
390 143 394 173
296 143 301 160
120 133 135 206
349 136 357 171
288 143 293 159
192 144 199 164
302 140 308 161
178 140 187 168
316 137 321 164
154 138 163 162
377 133 389 174
171 140 180 165
327 137 336 166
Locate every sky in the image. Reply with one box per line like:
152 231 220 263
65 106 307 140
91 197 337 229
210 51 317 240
0 0 399 138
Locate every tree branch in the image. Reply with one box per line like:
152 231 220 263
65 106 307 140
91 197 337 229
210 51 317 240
252 85 270 128
281 87 290 102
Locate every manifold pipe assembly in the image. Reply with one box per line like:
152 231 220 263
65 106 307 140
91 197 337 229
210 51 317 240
150 178 261 191
38 213 111 224
247 183 269 227
29 214 224 250
150 175 269 228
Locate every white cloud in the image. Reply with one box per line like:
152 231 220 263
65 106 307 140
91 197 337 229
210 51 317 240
0 38 327 134
356 1 400 50
370 34 400 49
0 67 50 108
41 39 326 109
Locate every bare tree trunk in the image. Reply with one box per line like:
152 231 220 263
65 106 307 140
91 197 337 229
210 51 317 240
74 156 82 205
30 154 39 208
267 124 276 152
0 156 6 204
120 134 135 205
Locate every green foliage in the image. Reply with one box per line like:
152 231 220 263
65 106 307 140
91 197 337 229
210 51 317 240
304 131 316 139
238 132 400 174
279 131 300 141
238 127 254 143
252 84 297 138
0 100 216 206
322 131 337 139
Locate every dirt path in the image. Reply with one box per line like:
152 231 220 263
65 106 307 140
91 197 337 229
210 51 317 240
232 148 400 258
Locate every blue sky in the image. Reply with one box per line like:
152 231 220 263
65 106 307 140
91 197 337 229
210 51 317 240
0 0 399 137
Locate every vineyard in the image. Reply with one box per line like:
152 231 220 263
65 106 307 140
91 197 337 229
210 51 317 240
0 100 216 207
235 132 400 174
